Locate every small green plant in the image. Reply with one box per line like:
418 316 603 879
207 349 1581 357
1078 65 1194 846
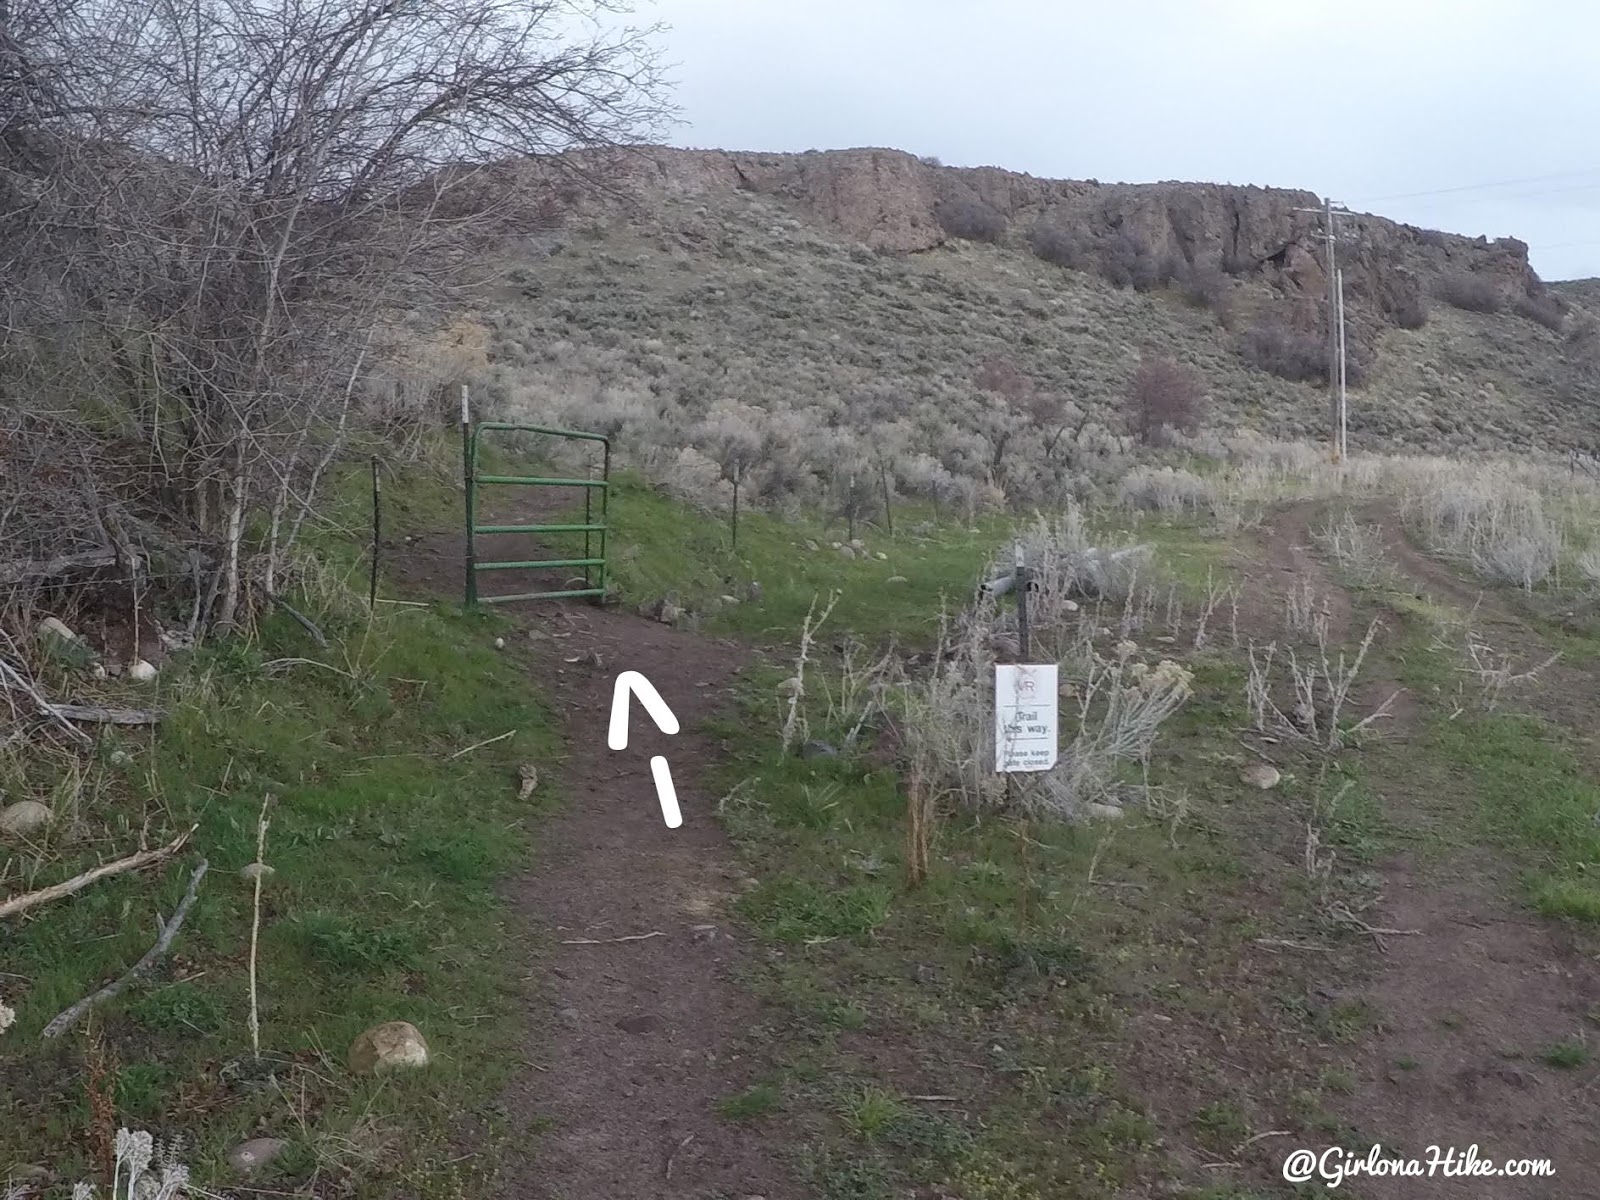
1191 1100 1249 1149
1540 1039 1590 1069
1318 1066 1357 1094
841 1085 906 1140
129 984 224 1035
1532 877 1600 922
946 1149 1043 1200
1319 998 1382 1044
718 1082 781 1121
289 911 422 974
741 880 892 942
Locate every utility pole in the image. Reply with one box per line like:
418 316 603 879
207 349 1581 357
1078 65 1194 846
1294 198 1353 461
1336 267 1348 461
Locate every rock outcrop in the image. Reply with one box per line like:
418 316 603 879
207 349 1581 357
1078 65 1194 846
550 145 1545 324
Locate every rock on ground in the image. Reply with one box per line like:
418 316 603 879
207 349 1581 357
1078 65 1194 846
347 1021 429 1074
227 1137 288 1173
0 801 53 837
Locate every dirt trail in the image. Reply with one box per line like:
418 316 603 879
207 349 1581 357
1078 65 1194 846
398 497 796 1199
1248 501 1600 1200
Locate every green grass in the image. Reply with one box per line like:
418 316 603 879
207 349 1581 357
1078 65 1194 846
1430 712 1600 921
698 579 1382 1197
718 1081 782 1121
1539 1039 1591 1069
0 460 556 1196
598 473 1015 643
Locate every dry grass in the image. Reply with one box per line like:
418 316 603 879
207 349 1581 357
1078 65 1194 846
1400 470 1568 589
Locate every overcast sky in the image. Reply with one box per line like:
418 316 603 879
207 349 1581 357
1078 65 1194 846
655 0 1600 280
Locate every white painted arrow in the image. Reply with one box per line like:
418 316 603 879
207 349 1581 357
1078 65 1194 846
608 671 683 828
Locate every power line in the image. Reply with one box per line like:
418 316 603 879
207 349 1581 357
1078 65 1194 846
1354 167 1600 204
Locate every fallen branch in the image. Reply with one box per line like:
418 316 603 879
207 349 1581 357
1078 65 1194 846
664 1132 694 1182
272 595 330 649
0 827 195 920
1326 902 1422 947
450 729 515 759
0 650 92 747
1254 937 1334 953
558 931 664 945
1201 1129 1293 1169
42 858 209 1038
49 704 164 727
0 547 119 587
262 657 354 679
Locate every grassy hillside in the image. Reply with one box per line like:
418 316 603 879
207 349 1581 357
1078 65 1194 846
462 184 1598 511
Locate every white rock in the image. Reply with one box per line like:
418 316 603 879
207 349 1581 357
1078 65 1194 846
91 663 108 679
227 1137 288 1173
886 576 908 584
775 676 803 697
128 659 158 682
1241 763 1281 790
838 545 856 560
36 616 76 644
240 862 275 882
348 1021 430 1074
720 594 739 605
0 801 53 837
875 551 889 561
1085 803 1126 822
849 539 865 551
493 637 506 650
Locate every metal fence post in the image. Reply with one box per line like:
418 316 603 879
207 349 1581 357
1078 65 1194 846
461 384 477 608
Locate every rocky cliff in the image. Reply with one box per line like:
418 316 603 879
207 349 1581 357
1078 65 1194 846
566 145 1545 329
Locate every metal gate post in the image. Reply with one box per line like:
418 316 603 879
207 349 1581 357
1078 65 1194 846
462 420 612 607
462 386 478 608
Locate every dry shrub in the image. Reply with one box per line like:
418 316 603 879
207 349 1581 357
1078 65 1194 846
1126 357 1203 444
1175 262 1229 310
1116 466 1214 516
1238 321 1326 383
899 518 1191 823
934 197 1007 244
1388 289 1429 330
1512 291 1566 333
1027 219 1090 270
1313 512 1389 584
1101 231 1165 291
1434 272 1503 314
1402 473 1564 589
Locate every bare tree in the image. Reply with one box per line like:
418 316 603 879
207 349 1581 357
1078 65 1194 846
695 400 770 550
1126 357 1203 445
974 356 1032 492
846 387 909 535
1 0 669 624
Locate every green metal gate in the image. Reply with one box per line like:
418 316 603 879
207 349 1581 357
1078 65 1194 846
463 421 611 606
